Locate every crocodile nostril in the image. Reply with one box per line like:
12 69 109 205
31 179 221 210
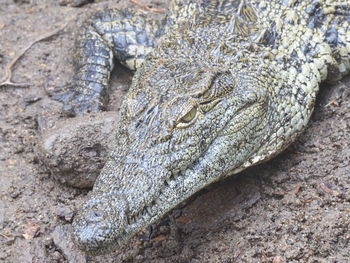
86 210 104 223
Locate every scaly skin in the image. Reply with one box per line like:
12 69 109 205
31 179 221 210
70 0 350 255
61 8 164 115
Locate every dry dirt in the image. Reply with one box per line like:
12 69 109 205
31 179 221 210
0 0 349 262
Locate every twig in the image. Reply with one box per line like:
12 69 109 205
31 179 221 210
129 0 166 13
0 22 69 88
0 233 10 239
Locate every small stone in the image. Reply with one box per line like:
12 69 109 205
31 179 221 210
24 96 42 106
134 254 144 262
273 256 283 263
13 0 30 4
51 251 62 261
180 246 194 260
59 0 93 7
8 186 22 199
56 206 74 223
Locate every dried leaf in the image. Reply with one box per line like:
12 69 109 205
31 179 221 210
22 222 40 239
175 216 192 224
150 235 166 242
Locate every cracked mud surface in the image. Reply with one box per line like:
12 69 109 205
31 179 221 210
0 0 349 262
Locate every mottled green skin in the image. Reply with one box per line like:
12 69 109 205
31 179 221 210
70 0 350 255
63 8 164 115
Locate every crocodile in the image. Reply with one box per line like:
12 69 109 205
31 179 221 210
67 0 350 255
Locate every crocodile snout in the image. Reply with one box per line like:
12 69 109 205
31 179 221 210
72 194 128 255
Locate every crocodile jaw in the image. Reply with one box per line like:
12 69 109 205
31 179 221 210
71 29 272 252
72 92 268 255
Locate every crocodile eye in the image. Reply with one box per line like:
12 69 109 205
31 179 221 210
175 107 198 128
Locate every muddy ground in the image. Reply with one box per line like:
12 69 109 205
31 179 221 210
0 0 349 262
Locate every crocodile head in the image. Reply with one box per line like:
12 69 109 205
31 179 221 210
72 54 270 254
